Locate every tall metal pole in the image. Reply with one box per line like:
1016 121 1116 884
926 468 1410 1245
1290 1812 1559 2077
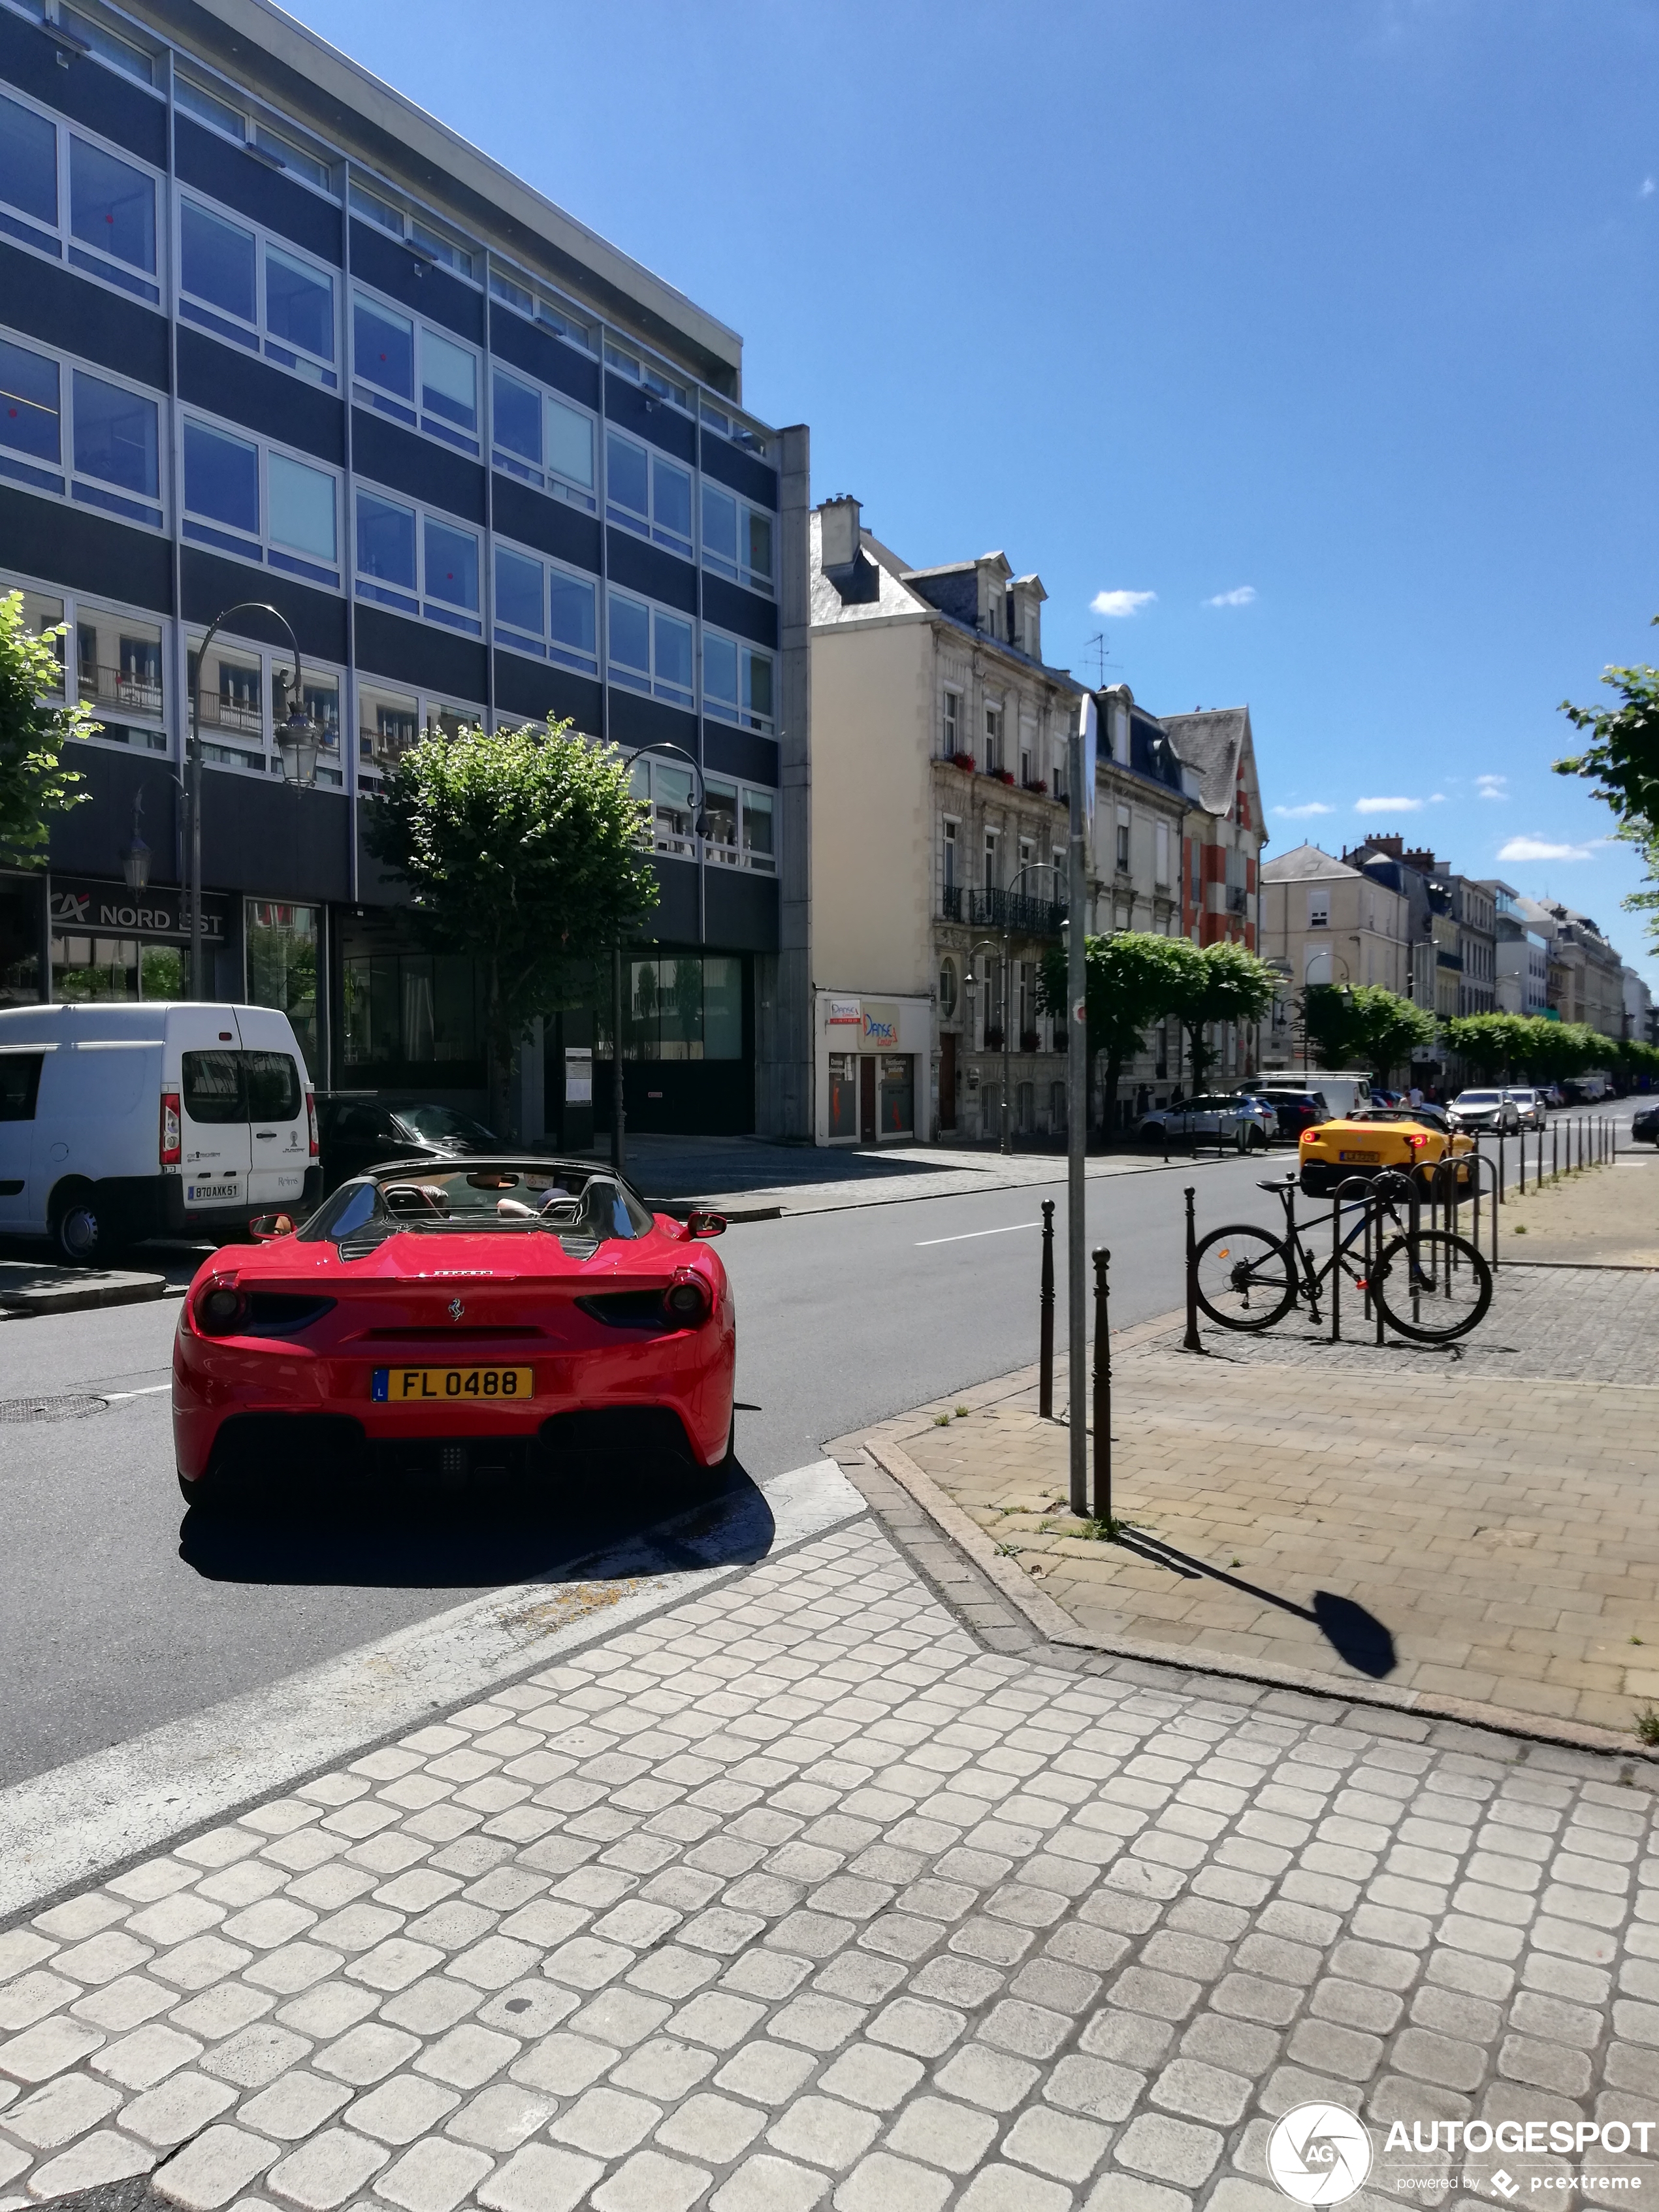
1001 930 1012 1155
611 942 626 1174
1038 1199 1055 1419
189 680 203 999
1066 715 1088 1517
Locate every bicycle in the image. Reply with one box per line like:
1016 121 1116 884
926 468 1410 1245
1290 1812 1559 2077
1191 1170 1493 1343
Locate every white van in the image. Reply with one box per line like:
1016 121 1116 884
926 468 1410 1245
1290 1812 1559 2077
0 1002 319 1263
1257 1072 1373 1122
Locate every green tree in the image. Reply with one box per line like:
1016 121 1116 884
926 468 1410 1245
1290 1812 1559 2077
1168 938 1279 1091
0 590 95 861
366 717 659 1128
1555 618 1659 952
1037 931 1202 1137
1441 1011 1536 1080
1303 984 1437 1082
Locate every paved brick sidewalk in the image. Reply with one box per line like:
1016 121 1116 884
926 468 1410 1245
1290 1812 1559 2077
3 1507 1659 2212
859 1265 1659 1742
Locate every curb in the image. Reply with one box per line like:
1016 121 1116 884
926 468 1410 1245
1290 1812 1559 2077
0 1272 168 1317
832 1314 1659 1772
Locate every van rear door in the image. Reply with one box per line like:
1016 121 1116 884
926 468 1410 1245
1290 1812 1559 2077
236 1006 310 1208
178 1011 250 1213
0 1048 44 1228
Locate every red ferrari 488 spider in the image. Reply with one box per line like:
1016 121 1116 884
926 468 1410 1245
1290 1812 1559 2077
172 1158 734 1507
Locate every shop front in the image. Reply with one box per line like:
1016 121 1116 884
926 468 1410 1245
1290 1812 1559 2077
815 991 933 1146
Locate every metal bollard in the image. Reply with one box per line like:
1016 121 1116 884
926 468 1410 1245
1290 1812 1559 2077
1092 1247 1112 1526
1498 1129 1506 1206
1552 1121 1558 1179
1183 1185 1203 1353
1330 1192 1342 1344
1039 1200 1055 1420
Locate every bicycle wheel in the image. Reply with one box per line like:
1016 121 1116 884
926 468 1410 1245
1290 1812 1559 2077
1192 1223 1298 1331
1373 1228 1492 1342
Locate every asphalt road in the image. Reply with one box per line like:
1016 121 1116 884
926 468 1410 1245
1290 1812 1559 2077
0 1104 1645 1789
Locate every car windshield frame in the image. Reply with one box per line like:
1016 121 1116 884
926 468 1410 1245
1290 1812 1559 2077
1454 1092 1501 1107
297 1161 654 1253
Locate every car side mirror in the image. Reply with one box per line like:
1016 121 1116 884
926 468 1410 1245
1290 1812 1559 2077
685 1209 727 1239
250 1212 296 1241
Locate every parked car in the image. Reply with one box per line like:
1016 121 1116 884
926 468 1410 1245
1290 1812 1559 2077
1299 1106 1474 1198
0 1001 318 1264
1139 1094 1272 1151
317 1096 502 1194
1230 1093 1281 1139
1632 1103 1659 1146
173 1157 735 1510
1540 1084 1566 1110
1447 1089 1521 1135
1254 1087 1330 1142
1505 1087 1547 1131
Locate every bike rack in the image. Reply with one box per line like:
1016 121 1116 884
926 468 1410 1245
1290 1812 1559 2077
1419 1148 1500 1272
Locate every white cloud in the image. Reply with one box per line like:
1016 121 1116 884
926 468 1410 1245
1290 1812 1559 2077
1643 177 1656 198
1497 835 1600 863
1354 795 1424 814
1090 589 1157 619
1273 801 1335 819
1204 585 1257 609
1429 793 1447 803
1476 774 1508 801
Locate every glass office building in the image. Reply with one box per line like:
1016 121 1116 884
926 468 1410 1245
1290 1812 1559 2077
0 0 809 1136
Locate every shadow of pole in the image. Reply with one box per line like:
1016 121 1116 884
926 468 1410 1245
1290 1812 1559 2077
1115 1530 1398 1680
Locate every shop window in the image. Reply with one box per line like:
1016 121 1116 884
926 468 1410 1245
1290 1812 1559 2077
343 950 479 1069
879 1055 914 1136
52 934 182 1001
603 954 743 1062
246 900 319 1072
826 1051 857 1141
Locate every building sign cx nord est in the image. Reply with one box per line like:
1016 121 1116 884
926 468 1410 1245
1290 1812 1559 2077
50 876 228 944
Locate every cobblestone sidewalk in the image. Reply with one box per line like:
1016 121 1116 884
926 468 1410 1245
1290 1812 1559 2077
854 1264 1659 1742
3 1511 1659 2212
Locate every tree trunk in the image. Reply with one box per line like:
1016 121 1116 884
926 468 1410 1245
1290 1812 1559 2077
485 956 512 1136
1099 1050 1124 1147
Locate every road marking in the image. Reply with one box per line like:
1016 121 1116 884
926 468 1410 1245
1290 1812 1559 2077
100 1383 171 1400
0 1458 865 1921
916 1221 1040 1247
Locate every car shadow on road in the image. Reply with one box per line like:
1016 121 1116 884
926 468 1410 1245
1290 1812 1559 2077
1116 1528 1399 1679
177 1461 776 1592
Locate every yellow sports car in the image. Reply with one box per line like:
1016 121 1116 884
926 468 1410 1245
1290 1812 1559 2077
1299 1107 1474 1198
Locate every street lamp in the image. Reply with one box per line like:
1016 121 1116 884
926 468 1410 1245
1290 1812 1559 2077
121 789 151 891
188 601 314 999
611 739 709 1175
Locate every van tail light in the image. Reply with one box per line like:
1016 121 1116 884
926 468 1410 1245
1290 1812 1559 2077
306 1090 319 1159
161 1091 182 1166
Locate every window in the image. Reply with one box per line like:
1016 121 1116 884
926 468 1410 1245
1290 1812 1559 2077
984 703 1002 773
984 829 1000 891
354 490 480 633
1308 887 1330 929
349 184 471 276
1116 807 1131 873
77 606 161 724
941 689 960 758
743 788 774 874
939 959 958 1020
607 589 692 707
176 77 332 191
701 630 774 733
0 347 165 525
631 761 775 874
0 95 161 302
359 682 417 775
489 366 595 509
632 756 698 859
182 417 339 585
491 543 598 675
344 951 479 1068
605 430 692 558
602 342 688 412
178 199 336 387
1155 819 1171 888
59 8 155 85
603 954 741 1062
700 402 771 461
487 267 593 354
701 483 773 594
942 818 958 891
353 291 479 454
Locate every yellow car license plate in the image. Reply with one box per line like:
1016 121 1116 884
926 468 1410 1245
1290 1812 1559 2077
372 1366 533 1403
1338 1149 1381 1162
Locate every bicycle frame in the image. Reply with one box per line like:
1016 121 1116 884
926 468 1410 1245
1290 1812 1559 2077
1262 1171 1427 1338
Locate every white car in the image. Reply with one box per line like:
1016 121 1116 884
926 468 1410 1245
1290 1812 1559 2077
1505 1087 1547 1131
0 1001 319 1264
1447 1088 1521 1135
1138 1093 1272 1151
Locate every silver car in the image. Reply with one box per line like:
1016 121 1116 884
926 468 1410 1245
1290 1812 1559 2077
1505 1087 1547 1132
1448 1088 1521 1134
1138 1093 1273 1151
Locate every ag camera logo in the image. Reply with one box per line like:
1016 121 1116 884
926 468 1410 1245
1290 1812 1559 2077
1268 2102 1375 2205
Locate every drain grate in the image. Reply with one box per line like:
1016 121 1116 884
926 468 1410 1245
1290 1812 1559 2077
0 1393 108 1424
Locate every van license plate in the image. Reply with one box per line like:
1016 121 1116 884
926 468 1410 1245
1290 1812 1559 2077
187 1179 240 1203
1338 1150 1381 1163
372 1366 534 1403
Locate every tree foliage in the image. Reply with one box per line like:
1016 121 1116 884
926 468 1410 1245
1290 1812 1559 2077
1555 617 1659 952
366 717 658 1125
1168 938 1279 1089
0 590 95 861
1302 984 1437 1081
1441 1012 1624 1082
1037 931 1204 1126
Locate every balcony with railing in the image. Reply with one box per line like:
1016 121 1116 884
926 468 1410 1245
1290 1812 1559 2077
78 664 163 720
940 885 1066 937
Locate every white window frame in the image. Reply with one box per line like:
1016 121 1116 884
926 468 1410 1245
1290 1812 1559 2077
490 536 598 677
5 570 172 756
1308 887 1330 929
1155 818 1171 888
1116 805 1131 873
607 586 694 711
175 192 338 391
181 409 342 587
700 478 773 595
0 86 163 305
488 360 596 511
700 623 775 736
353 486 483 636
941 816 959 893
351 282 483 457
355 684 483 788
699 399 772 462
984 701 1003 774
627 755 777 875
348 182 474 278
174 72 336 196
0 329 165 529
941 688 961 758
187 626 345 784
486 265 594 355
604 426 693 560
603 340 690 413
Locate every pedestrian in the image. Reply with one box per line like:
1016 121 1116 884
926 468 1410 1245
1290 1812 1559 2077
1408 1083 1424 1110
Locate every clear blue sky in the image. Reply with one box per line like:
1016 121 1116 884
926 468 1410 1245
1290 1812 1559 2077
287 0 1659 989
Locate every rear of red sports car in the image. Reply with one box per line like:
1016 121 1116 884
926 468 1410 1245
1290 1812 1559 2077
173 1160 734 1503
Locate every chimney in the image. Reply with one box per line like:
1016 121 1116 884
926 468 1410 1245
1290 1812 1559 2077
819 496 861 577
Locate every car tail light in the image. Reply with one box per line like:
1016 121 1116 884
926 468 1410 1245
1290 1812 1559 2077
161 1091 182 1166
1404 1132 1431 1151
662 1272 713 1328
306 1090 319 1159
194 1279 248 1334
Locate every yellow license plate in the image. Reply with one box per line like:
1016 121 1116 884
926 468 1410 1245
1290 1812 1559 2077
1338 1150 1381 1162
372 1366 534 1403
